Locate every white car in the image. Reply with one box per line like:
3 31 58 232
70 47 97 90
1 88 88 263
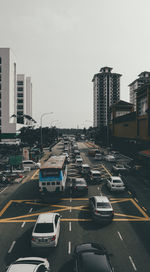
81 164 90 175
76 157 83 167
31 212 61 248
90 170 101 183
112 164 127 173
94 153 103 160
62 152 70 163
6 257 50 272
104 155 116 162
107 176 125 192
89 196 114 222
22 160 41 170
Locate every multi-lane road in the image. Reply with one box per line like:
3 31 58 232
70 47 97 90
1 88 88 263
0 141 150 271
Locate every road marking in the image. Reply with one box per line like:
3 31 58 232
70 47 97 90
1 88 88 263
8 241 16 253
134 198 139 203
142 206 147 211
129 256 137 271
70 207 72 212
21 222 26 228
31 169 39 180
101 164 111 177
0 186 8 194
70 198 72 203
97 187 100 190
128 191 132 195
68 241 71 254
117 231 123 241
29 208 33 213
69 222 71 231
0 200 12 217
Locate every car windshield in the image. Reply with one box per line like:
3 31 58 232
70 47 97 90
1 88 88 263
76 180 86 185
97 202 111 208
113 180 122 183
93 173 100 177
34 223 54 233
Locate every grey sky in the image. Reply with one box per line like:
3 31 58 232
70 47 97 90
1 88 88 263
0 0 150 128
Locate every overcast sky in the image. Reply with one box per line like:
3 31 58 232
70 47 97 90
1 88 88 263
0 0 150 128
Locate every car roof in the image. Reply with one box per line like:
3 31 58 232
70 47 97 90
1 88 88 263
82 164 90 168
75 178 86 182
111 176 122 180
91 170 101 174
79 253 111 272
93 196 110 203
37 212 58 223
7 264 37 272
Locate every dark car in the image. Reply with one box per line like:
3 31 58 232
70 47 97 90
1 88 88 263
73 243 114 272
70 178 88 195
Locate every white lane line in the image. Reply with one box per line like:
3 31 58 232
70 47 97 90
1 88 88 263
134 198 139 203
69 222 71 231
68 241 71 254
70 198 72 203
21 222 26 228
70 207 72 212
0 186 8 194
8 241 16 253
29 208 33 213
129 256 137 271
97 187 100 190
117 231 123 241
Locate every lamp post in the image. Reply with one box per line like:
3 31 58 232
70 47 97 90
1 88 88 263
40 112 53 151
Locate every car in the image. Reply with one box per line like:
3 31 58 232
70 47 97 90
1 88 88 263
90 170 101 183
89 196 114 222
107 176 125 192
81 164 90 175
104 155 116 162
6 257 50 272
73 243 114 272
76 157 83 167
112 164 127 173
22 160 41 170
94 153 103 160
62 152 70 163
70 178 88 195
31 212 61 248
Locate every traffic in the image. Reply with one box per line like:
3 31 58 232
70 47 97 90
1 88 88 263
0 137 150 271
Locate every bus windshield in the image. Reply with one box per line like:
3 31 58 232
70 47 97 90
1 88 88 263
41 168 61 178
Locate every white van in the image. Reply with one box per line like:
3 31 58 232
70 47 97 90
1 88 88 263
22 160 41 170
90 170 101 183
76 158 83 167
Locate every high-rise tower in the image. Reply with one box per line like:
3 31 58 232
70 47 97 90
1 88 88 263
92 67 122 127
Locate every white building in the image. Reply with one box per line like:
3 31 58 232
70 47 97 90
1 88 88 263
92 67 122 128
129 71 150 110
26 76 32 125
0 48 21 142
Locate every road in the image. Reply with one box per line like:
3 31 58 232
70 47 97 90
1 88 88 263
0 141 150 271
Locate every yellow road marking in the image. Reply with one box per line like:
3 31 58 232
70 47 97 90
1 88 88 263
0 200 12 217
102 164 111 176
131 198 150 219
31 169 39 180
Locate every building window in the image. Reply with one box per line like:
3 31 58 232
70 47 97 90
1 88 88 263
17 93 23 97
0 84 1 90
17 105 23 109
17 87 23 92
0 57 1 64
0 74 1 81
17 111 23 116
0 66 1 73
17 99 23 103
17 81 23 85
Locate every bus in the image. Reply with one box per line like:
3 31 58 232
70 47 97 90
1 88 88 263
39 155 67 198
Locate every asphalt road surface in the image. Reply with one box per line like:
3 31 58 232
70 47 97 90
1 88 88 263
0 141 150 271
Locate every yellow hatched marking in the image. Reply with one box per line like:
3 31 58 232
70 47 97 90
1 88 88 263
101 164 112 176
0 200 13 217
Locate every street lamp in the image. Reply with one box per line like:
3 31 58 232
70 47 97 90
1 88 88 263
50 119 59 127
40 112 53 150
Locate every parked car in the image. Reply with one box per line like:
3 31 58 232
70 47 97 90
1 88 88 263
22 160 41 170
107 176 125 192
31 212 61 248
89 196 114 222
104 155 116 162
6 257 50 272
62 152 70 163
90 170 101 183
73 243 114 272
70 178 88 195
112 164 127 174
